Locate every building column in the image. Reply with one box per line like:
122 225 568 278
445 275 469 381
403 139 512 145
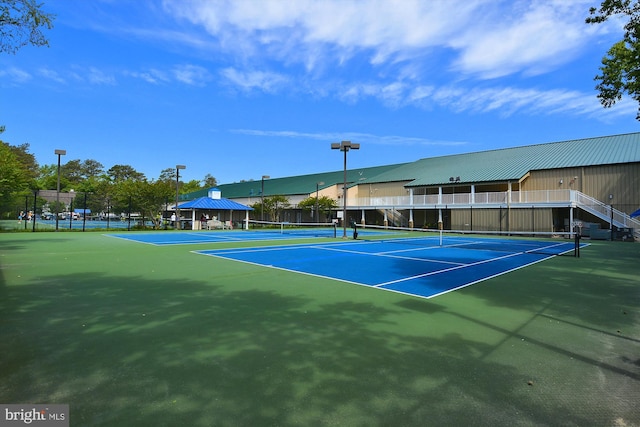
569 206 574 235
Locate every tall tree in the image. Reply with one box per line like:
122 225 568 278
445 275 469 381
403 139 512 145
297 195 337 222
61 159 104 186
0 0 55 54
112 178 173 229
203 174 217 188
0 140 33 217
251 195 290 222
181 179 202 194
107 164 144 183
158 168 176 182
587 0 640 119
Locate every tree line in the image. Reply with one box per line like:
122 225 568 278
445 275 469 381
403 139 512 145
1 138 338 228
0 138 218 225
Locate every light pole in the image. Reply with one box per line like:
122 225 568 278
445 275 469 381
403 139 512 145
54 149 66 231
261 175 270 221
315 181 324 222
331 141 360 238
176 164 186 230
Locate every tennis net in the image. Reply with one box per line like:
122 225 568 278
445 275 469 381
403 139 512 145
246 220 338 238
358 224 580 256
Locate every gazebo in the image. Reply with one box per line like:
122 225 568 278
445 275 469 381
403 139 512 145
175 188 253 230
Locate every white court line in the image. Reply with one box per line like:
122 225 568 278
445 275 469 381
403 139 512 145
374 251 524 287
198 252 367 287
409 252 562 300
317 245 465 266
196 240 574 301
103 234 168 246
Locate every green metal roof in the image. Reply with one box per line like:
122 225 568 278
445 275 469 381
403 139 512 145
215 164 407 199
398 133 640 187
182 133 640 199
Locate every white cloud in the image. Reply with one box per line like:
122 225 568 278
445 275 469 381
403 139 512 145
231 129 468 147
161 0 602 79
172 64 212 85
38 68 66 84
127 68 171 85
427 84 635 119
450 0 597 78
220 67 289 93
87 67 117 85
0 67 32 84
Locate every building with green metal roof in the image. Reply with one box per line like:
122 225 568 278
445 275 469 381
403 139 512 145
181 133 640 239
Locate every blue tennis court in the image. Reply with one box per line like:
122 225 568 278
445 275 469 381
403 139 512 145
196 236 584 299
106 225 380 245
105 229 337 245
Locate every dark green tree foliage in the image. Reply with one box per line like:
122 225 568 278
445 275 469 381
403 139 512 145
297 195 337 221
0 140 38 217
61 159 104 188
251 195 290 222
587 0 640 119
203 174 217 188
112 179 173 229
0 0 54 54
107 164 145 183
0 143 26 203
0 132 219 221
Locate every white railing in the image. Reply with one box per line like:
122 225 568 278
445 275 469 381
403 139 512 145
351 189 573 207
348 189 638 238
513 189 573 203
575 192 640 229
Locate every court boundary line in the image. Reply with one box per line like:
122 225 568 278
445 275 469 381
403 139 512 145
374 251 524 287
103 234 164 246
318 244 467 266
195 241 580 300
103 231 344 246
419 253 560 299
196 249 558 301
197 251 368 287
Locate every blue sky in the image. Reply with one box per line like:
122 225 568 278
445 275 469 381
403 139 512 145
1 0 638 184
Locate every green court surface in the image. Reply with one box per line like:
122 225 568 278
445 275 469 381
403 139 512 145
1 229 638 426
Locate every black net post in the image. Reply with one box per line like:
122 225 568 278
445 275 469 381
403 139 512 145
32 191 38 232
574 225 581 258
24 195 29 231
128 195 132 231
83 192 87 232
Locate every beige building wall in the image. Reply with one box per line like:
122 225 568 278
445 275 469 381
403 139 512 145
364 181 411 198
451 207 554 232
524 163 640 213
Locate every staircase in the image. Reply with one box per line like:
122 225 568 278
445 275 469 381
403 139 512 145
574 191 640 240
378 208 407 227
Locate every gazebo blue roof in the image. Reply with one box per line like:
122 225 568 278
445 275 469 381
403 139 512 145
177 197 253 211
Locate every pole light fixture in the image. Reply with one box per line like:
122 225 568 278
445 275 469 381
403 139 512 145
54 149 66 231
176 164 186 230
261 175 270 221
316 181 324 223
331 141 360 238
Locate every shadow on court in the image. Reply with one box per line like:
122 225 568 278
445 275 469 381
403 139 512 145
2 269 634 426
0 233 638 426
